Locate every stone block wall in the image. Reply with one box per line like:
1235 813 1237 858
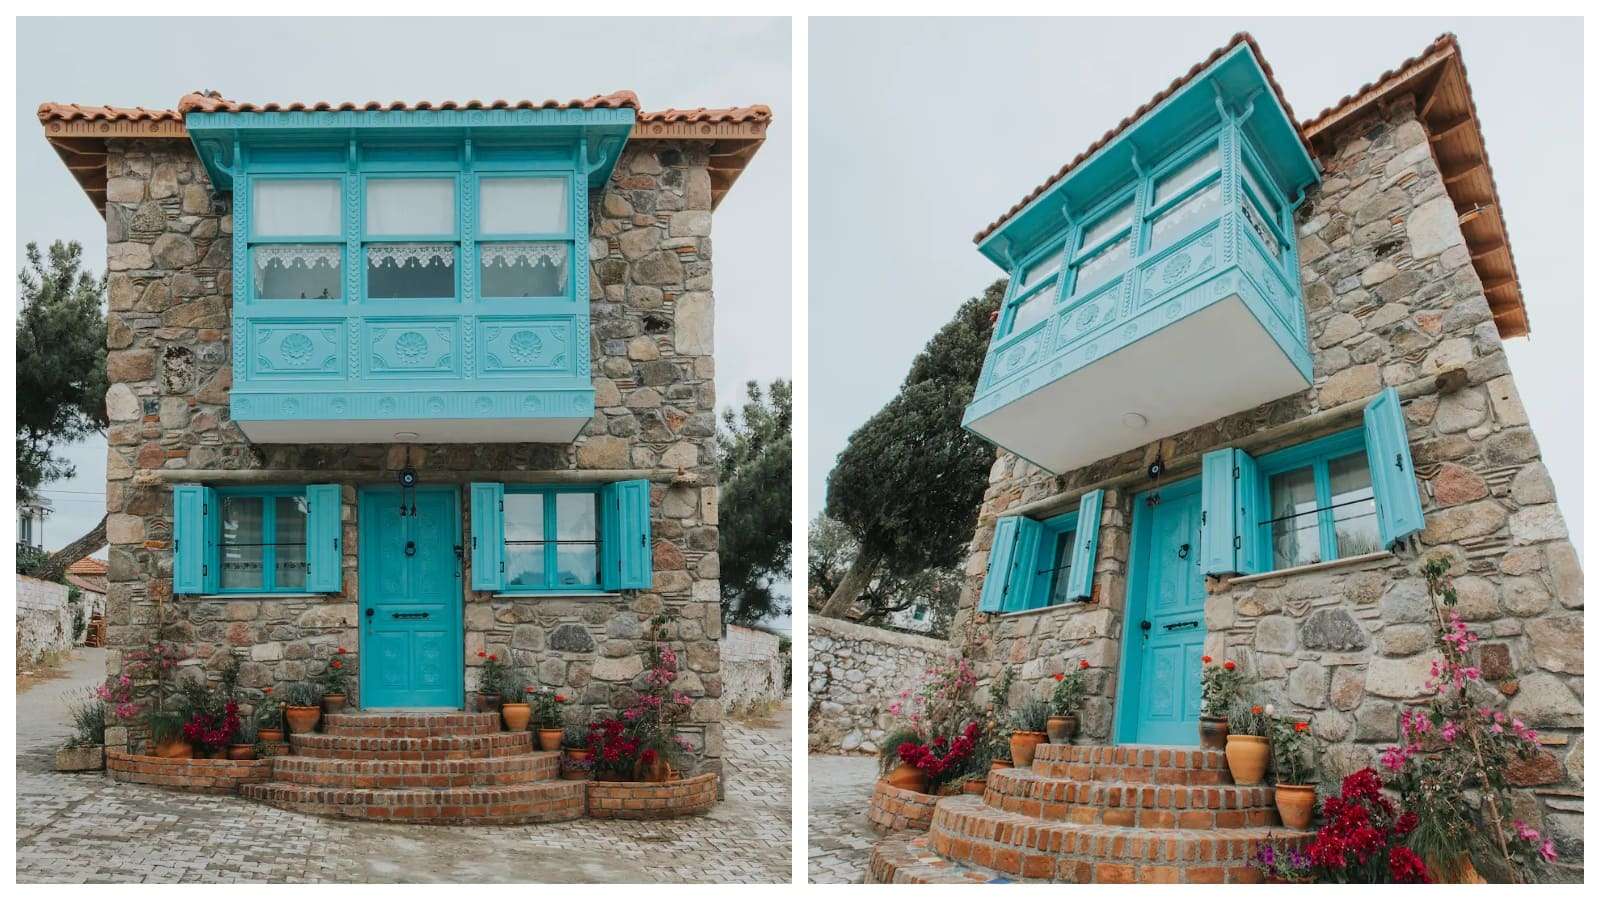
721 624 788 713
99 138 727 781
16 575 77 664
808 615 950 754
953 95 1583 871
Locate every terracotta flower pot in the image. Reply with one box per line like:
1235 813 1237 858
321 693 347 714
989 758 1012 774
500 702 531 732
203 747 228 760
479 692 501 713
152 736 193 759
963 777 987 795
537 728 563 752
1009 730 1047 768
1199 716 1229 750
885 761 929 794
561 748 591 780
1225 734 1270 785
1274 783 1316 829
285 705 321 734
228 744 258 761
635 755 673 783
1046 714 1079 744
259 728 285 744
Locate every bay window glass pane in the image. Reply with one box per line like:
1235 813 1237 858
481 177 568 235
253 245 342 300
1080 200 1133 249
366 245 455 298
1242 199 1283 258
274 496 309 590
480 243 569 297
1045 528 1078 606
1329 451 1381 558
253 180 340 237
1269 466 1321 569
504 493 547 588
1241 162 1281 220
220 496 264 591
1070 235 1130 297
1008 292 1052 336
1148 182 1221 254
1018 246 1063 292
366 179 455 236
1154 147 1219 205
554 493 599 587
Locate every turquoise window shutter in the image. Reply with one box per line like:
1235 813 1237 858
1200 449 1238 575
469 482 505 591
304 484 342 592
173 484 206 594
1363 387 1425 547
603 479 653 590
1233 452 1264 575
1007 517 1045 611
1067 489 1105 599
978 516 1021 613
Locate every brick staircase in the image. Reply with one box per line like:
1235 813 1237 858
242 711 585 825
866 744 1311 884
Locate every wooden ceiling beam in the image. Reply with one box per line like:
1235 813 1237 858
1443 161 1486 186
1428 116 1475 142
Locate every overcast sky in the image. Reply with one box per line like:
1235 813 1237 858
809 17 1583 551
15 17 792 562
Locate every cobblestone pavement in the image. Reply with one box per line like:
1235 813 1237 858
806 753 879 883
16 652 792 883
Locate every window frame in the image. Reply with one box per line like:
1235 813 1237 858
476 172 577 302
1140 133 1224 258
360 172 462 302
499 484 605 594
1063 190 1137 301
1251 427 1380 571
246 174 346 304
212 485 312 595
1017 509 1082 612
997 237 1068 339
1236 139 1293 265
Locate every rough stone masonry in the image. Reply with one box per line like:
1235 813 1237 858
953 94 1583 872
99 138 727 782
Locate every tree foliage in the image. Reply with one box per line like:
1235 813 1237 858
808 514 960 636
820 280 1005 615
717 379 793 626
16 241 108 503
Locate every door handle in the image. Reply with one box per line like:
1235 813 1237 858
365 608 374 618
1163 619 1200 631
1177 543 1190 560
392 611 430 620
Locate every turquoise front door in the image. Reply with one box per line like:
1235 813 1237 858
359 486 463 709
1117 478 1206 745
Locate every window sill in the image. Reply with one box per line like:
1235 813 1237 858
489 591 621 600
189 593 331 600
988 600 1095 620
1219 551 1394 587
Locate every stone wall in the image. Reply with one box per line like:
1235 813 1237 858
952 95 1583 872
99 138 727 782
808 615 950 754
721 624 788 713
16 576 77 664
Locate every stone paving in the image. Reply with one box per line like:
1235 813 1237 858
16 650 792 883
806 753 879 883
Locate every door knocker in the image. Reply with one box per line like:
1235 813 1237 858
1177 542 1190 560
405 540 417 558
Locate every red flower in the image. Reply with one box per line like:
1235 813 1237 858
1251 705 1263 715
1202 655 1213 664
336 646 347 655
555 694 567 703
526 686 535 693
488 654 497 661
330 659 343 670
1078 659 1090 670
477 651 486 658
1294 721 1309 732
1223 660 1236 671
263 687 273 695
1053 673 1065 682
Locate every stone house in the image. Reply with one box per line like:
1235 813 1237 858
36 90 770 797
869 34 1583 883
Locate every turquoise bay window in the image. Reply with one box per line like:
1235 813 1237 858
979 490 1104 613
469 480 653 593
479 175 572 299
173 484 341 595
364 176 458 300
1200 387 1425 577
250 178 343 300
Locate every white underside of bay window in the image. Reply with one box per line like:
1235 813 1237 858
237 416 590 444
966 296 1308 475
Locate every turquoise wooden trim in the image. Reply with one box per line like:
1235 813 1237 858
602 479 652 590
1364 388 1424 547
469 482 505 591
1002 517 1045 612
1113 477 1200 744
304 483 342 593
1200 448 1237 576
1250 427 1370 567
1066 489 1104 599
173 484 207 595
978 516 1020 613
207 485 318 594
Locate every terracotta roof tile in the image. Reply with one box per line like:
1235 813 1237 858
66 557 108 575
974 32 1311 245
638 105 772 125
36 102 183 124
1300 33 1457 132
175 89 641 115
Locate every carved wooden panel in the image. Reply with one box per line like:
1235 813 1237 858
366 319 458 376
247 321 345 379
479 317 574 374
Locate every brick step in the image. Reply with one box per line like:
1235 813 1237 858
984 767 1279 829
321 711 503 737
269 752 559 789
241 779 585 825
289 731 532 760
1030 744 1233 785
926 795 1306 883
867 830 1012 884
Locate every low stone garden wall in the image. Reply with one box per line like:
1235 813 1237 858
586 772 719 819
16 575 76 665
867 779 939 833
106 751 273 795
721 624 788 714
808 615 949 754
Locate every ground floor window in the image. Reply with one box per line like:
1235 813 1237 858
469 479 652 593
978 489 1104 614
503 486 601 591
1258 432 1381 570
173 483 341 595
218 489 310 592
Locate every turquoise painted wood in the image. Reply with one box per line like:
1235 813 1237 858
1200 448 1238 576
359 486 463 709
1118 479 1206 745
1233 450 1264 575
602 479 653 590
172 484 210 594
184 107 635 438
469 482 505 591
1066 489 1104 600
1364 387 1425 547
1005 517 1045 612
978 516 1020 613
304 483 342 592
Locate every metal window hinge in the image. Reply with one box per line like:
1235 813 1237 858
1233 536 1242 549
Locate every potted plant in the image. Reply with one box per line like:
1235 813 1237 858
560 723 591 779
879 725 929 792
283 681 323 734
1225 698 1271 785
895 722 980 795
146 709 191 758
57 690 108 772
1271 716 1318 829
527 685 569 751
229 719 259 760
476 651 506 712
1305 769 1430 882
1008 697 1049 768
497 670 532 732
256 689 285 743
1199 656 1243 749
983 666 1015 776
1250 838 1315 884
1047 660 1089 743
318 646 351 712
